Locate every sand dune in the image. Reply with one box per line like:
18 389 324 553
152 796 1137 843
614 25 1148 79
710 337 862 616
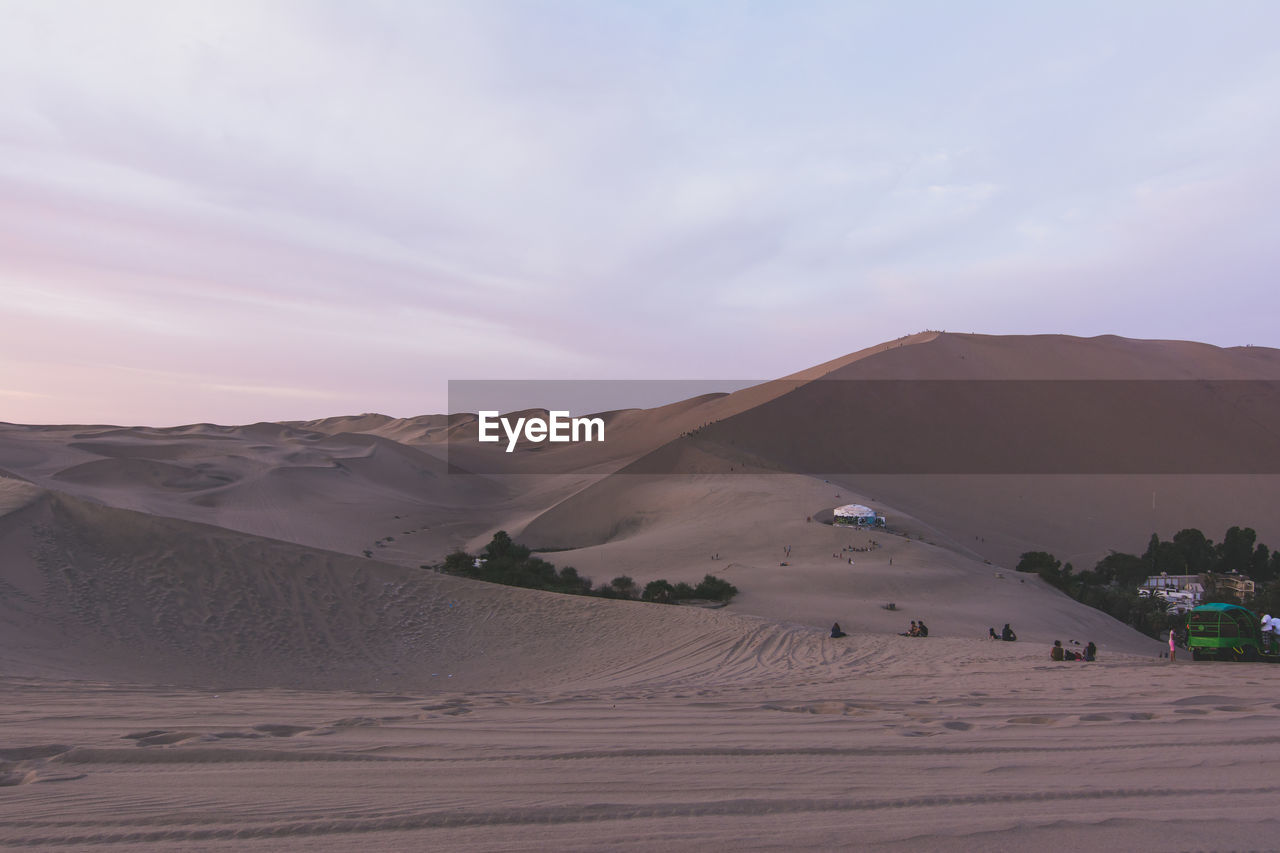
519 333 1280 570
4 333 1280 849
0 483 830 691
0 421 508 559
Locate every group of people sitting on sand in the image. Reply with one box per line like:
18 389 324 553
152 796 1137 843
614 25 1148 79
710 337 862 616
830 619 1094 659
1050 639 1097 662
831 620 929 639
900 619 929 637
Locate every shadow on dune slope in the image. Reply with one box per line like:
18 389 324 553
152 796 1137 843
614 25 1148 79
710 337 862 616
0 484 841 691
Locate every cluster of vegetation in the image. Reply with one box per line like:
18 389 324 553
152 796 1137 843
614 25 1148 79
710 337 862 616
435 531 738 605
1017 526 1280 639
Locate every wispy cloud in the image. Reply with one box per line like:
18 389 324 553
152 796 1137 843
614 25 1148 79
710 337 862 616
1 0 1278 424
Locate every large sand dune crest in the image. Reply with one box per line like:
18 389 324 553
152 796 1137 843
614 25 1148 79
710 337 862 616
518 333 1280 572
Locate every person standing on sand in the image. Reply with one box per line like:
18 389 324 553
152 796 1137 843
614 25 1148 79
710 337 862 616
1169 628 1177 662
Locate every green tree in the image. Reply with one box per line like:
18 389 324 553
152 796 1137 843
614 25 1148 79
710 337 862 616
694 574 738 602
1217 526 1257 574
437 533 736 606
1249 579 1280 617
1143 534 1187 575
1016 551 1060 575
642 580 675 603
557 565 592 594
1250 543 1274 583
609 575 638 599
443 550 474 573
1095 551 1147 589
1173 528 1214 572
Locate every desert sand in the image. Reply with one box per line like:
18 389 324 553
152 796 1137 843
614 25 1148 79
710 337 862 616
3 333 1280 850
6 649 1280 851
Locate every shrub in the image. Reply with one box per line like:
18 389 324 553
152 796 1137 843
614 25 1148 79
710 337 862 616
694 574 737 602
436 532 738 605
642 580 675 603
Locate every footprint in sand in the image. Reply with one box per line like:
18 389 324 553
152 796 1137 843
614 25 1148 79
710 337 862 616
252 724 313 737
422 699 473 716
131 731 202 746
0 744 81 785
761 701 863 716
0 764 38 786
1078 713 1111 721
330 716 381 728
0 745 73 761
1006 715 1055 725
942 721 973 731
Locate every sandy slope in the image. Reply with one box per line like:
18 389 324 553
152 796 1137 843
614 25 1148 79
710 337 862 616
517 472 1162 653
0 484 837 692
518 333 1280 570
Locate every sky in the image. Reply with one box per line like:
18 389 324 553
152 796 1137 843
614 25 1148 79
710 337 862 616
2 0 1279 425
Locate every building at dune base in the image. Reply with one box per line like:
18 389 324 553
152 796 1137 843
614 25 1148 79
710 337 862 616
833 504 886 528
1138 571 1256 613
1138 574 1204 614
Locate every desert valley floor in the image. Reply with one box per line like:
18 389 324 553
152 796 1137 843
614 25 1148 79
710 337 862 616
5 649 1280 851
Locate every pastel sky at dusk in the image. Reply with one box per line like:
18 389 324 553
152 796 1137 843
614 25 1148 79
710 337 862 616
2 1 1278 425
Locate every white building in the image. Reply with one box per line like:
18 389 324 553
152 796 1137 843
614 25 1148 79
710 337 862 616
1138 572 1204 613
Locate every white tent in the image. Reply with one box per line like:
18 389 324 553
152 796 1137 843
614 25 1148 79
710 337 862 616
833 504 885 527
